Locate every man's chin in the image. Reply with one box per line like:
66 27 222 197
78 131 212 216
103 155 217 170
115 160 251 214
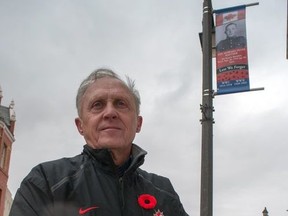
98 141 131 150
86 137 132 150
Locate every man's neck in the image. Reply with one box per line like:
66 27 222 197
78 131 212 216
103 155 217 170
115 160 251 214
109 147 132 166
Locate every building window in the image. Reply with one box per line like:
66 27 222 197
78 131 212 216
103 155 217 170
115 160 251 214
0 143 7 170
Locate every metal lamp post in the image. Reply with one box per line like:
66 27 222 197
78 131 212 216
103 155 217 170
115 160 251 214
200 1 214 216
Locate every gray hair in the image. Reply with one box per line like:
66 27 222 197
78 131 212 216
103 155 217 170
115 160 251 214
76 68 141 116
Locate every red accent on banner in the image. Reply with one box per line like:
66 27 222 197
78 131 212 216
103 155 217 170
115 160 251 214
217 71 249 82
238 9 246 20
216 48 248 68
216 15 223 26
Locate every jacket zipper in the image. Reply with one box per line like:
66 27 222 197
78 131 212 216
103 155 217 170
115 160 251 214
119 177 125 210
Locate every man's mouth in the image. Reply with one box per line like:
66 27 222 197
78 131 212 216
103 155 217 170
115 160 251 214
101 126 121 131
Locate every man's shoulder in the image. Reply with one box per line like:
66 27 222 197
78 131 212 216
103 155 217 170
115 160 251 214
23 154 87 186
38 154 85 171
216 39 229 51
137 169 176 194
137 169 170 183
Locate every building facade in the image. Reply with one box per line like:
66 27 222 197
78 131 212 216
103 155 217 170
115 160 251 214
0 86 16 216
3 189 12 216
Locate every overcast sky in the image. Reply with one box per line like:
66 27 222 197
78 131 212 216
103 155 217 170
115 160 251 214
1 0 288 216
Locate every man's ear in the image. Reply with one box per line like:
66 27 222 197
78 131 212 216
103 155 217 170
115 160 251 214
136 116 143 133
75 117 84 135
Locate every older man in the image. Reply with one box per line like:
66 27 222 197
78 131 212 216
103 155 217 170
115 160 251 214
9 68 189 216
216 22 247 52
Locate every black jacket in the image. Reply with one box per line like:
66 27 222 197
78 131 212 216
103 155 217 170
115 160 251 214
9 144 189 216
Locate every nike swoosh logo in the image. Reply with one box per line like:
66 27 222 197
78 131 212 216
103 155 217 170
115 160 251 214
79 206 99 215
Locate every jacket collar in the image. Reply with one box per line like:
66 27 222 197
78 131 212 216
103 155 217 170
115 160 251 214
83 144 147 177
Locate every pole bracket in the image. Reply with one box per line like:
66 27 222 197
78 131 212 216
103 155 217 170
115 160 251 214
200 104 215 123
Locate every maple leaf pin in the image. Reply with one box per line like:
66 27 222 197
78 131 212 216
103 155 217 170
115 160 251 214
153 209 164 216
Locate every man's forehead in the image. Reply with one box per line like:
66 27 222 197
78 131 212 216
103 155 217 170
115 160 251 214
87 78 132 97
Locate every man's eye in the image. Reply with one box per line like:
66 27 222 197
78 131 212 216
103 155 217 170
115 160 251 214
116 100 128 108
92 101 103 109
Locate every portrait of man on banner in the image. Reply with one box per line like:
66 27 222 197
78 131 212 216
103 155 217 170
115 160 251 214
216 20 247 52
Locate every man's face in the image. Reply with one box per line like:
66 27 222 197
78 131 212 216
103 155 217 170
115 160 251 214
75 77 142 152
225 24 237 38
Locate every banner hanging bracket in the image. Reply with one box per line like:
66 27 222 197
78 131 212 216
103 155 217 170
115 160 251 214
213 2 259 14
214 87 265 96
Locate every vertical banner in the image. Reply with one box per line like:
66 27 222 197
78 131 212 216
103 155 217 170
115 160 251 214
215 6 250 95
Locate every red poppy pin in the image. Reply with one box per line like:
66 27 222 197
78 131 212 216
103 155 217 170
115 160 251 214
138 194 157 210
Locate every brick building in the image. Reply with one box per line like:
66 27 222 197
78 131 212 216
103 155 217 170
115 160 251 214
0 86 16 216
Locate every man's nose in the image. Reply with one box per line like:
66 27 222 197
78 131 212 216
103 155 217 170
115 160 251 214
103 103 118 119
